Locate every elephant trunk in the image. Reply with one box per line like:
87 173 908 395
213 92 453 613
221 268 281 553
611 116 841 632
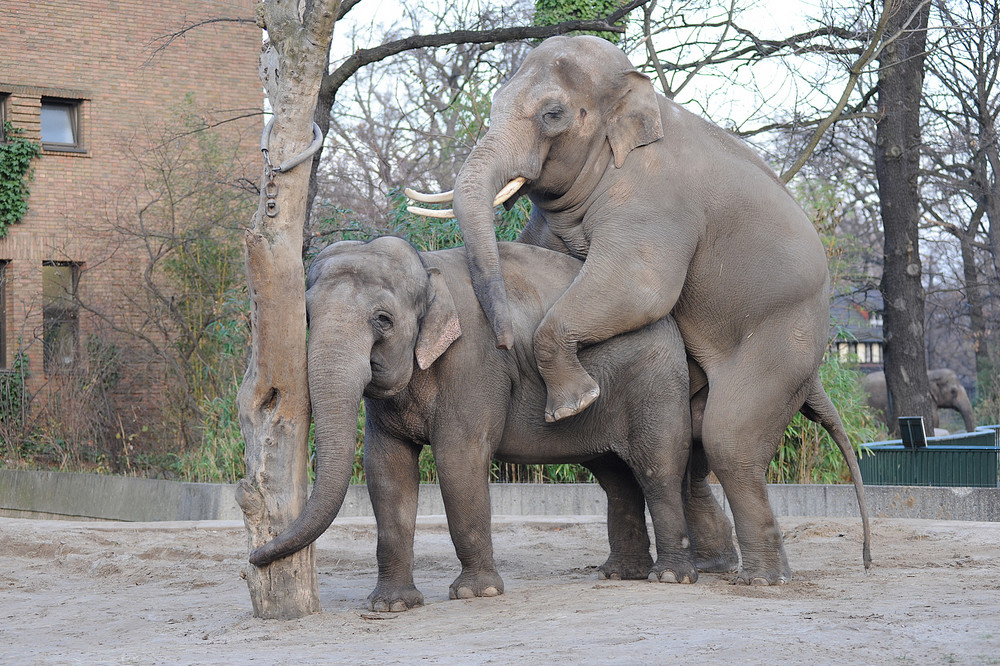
957 395 976 432
452 136 520 350
248 324 372 567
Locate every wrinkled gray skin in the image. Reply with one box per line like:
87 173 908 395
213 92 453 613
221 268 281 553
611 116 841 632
450 35 869 584
249 237 706 610
862 369 976 433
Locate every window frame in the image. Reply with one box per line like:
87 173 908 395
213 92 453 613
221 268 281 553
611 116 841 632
40 97 84 152
0 94 7 141
42 260 82 374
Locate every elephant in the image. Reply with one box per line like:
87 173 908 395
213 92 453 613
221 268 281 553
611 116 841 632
862 368 976 433
249 236 705 610
405 34 870 584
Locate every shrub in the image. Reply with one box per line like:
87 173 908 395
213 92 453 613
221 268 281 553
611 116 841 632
769 355 884 484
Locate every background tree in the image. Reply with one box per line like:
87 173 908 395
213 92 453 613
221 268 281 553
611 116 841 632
921 0 1000 419
874 0 934 434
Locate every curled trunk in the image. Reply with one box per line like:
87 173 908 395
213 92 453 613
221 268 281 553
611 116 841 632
249 328 372 567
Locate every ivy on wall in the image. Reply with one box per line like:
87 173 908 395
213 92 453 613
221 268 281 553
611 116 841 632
534 0 626 43
0 121 42 238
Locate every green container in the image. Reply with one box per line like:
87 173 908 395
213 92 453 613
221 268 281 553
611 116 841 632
859 427 1000 488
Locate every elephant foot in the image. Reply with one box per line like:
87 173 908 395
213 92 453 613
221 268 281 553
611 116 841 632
696 550 739 573
733 547 792 585
449 570 504 600
648 555 699 584
648 569 697 584
693 537 740 573
733 565 791 586
544 377 600 423
367 583 424 612
597 552 654 580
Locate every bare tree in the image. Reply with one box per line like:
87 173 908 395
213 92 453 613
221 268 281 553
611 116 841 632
312 3 534 241
875 0 934 433
235 0 338 621
922 0 1000 398
299 0 645 237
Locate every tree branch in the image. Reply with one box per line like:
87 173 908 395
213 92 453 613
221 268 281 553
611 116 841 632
321 2 651 101
780 0 893 183
147 17 257 62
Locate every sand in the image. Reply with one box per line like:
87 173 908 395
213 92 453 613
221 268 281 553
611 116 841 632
2 514 998 664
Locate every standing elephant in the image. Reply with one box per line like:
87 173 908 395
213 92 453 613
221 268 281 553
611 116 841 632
249 236 703 610
407 35 869 584
862 369 976 433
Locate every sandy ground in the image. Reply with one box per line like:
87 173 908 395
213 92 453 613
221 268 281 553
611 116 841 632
2 514 998 665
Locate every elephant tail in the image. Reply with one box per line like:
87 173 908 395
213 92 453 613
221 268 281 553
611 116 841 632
800 376 872 571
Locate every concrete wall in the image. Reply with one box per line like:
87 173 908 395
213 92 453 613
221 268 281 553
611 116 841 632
1 469 998 522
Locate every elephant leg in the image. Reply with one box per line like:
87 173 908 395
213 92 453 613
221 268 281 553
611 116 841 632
516 209 575 256
533 238 685 422
365 433 424 612
622 431 699 585
584 455 653 580
685 439 738 573
700 360 811 585
434 441 504 600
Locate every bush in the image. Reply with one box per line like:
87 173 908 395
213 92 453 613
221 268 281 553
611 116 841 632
769 355 884 484
0 350 30 463
172 388 244 483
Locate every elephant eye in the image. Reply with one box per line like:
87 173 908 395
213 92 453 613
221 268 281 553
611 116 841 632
373 311 394 335
543 107 564 123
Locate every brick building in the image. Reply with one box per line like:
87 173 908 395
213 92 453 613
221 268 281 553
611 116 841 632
0 1 261 453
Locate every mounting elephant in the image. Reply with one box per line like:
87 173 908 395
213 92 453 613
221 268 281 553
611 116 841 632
249 236 705 610
862 369 976 433
407 35 870 584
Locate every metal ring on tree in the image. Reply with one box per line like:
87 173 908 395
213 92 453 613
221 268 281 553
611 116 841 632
260 119 324 173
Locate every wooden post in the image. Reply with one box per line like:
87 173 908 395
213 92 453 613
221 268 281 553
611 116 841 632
235 0 338 620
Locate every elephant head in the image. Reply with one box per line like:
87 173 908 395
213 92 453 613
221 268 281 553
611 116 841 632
928 368 976 432
248 237 461 566
451 35 664 349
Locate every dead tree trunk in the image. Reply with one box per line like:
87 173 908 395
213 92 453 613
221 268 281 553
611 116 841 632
235 0 338 620
874 0 933 435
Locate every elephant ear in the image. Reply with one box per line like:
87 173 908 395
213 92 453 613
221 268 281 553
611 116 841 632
415 268 463 370
606 70 664 169
928 375 945 403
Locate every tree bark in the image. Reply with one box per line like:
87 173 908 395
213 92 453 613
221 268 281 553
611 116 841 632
235 0 339 620
874 0 933 435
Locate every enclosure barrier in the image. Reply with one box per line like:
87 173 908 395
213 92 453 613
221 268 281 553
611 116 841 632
858 425 1000 488
1 468 998 522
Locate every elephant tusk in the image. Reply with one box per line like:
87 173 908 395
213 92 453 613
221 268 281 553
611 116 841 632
406 205 456 219
404 187 454 204
492 176 527 207
405 177 526 219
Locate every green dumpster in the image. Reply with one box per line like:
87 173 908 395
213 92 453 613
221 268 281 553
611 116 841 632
858 426 1000 487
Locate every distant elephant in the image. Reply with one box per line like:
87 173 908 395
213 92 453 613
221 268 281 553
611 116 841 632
249 236 701 610
407 35 868 584
862 369 976 433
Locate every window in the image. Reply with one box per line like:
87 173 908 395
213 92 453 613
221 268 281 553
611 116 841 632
40 98 82 150
837 341 856 364
43 261 80 373
0 262 7 370
0 94 7 140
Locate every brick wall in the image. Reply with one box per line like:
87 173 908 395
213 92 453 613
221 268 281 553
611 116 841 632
0 1 261 450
